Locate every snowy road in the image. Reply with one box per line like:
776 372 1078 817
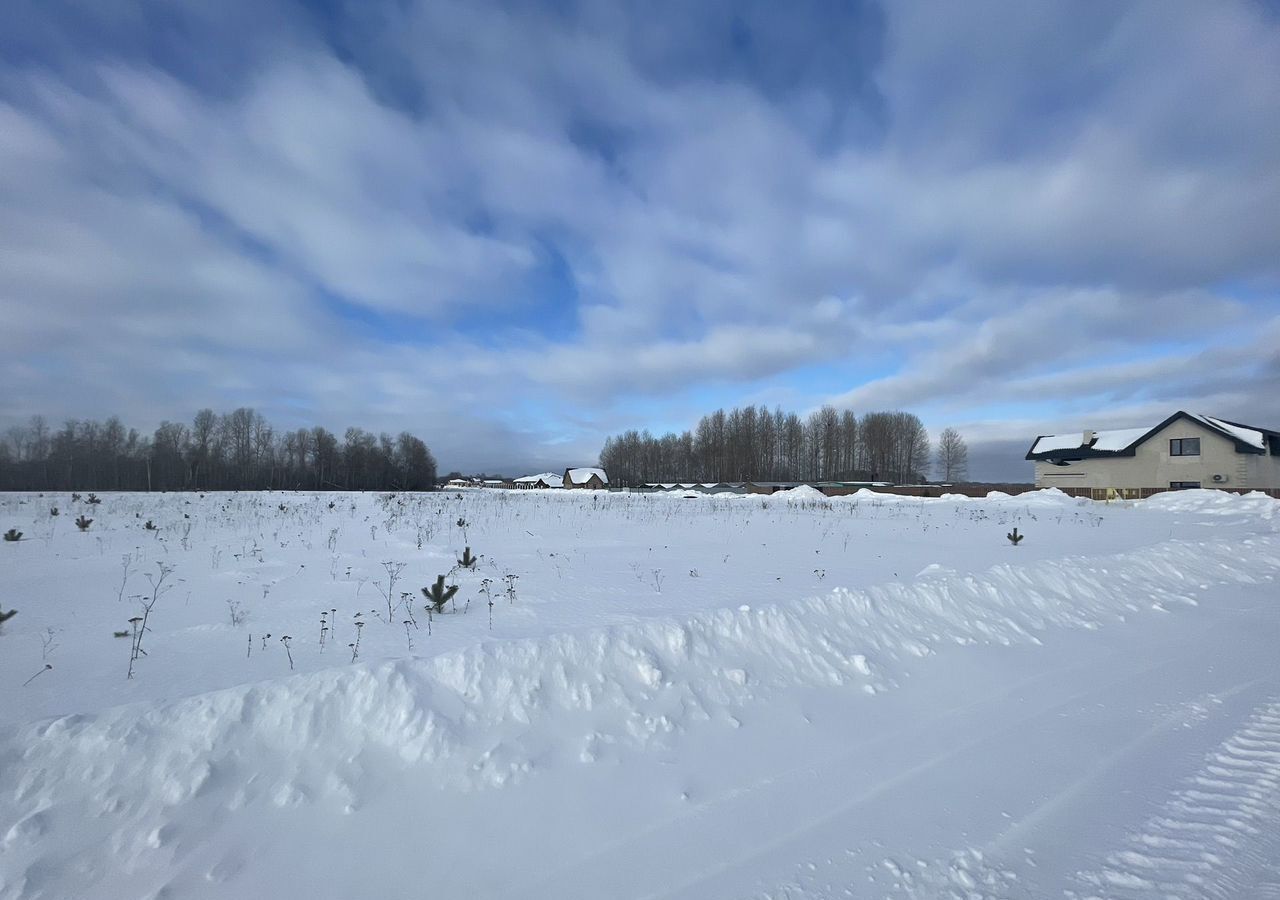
1 489 1278 899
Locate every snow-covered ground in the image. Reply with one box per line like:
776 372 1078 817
1 487 1278 899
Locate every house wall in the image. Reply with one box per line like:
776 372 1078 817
1035 419 1280 491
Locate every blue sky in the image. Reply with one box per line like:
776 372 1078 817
2 0 1279 479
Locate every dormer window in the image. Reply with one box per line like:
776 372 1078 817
1169 438 1200 456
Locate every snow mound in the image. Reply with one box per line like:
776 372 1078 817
1143 488 1278 519
765 485 828 502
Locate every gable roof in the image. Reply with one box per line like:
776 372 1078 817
565 467 608 484
514 472 564 487
1026 410 1280 461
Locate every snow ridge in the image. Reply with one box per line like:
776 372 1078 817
1075 698 1280 899
2 535 1279 898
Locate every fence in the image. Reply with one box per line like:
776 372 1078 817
624 483 1280 501
817 484 1280 500
820 483 1039 498
1050 486 1280 501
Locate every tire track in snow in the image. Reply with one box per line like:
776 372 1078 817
521 640 1258 900
1074 698 1280 899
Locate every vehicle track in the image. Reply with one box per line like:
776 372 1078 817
1074 698 1280 899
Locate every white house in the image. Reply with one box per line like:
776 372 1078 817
1026 411 1280 494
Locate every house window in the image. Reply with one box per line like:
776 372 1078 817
1169 481 1201 490
1169 438 1200 456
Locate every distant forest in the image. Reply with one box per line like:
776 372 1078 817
600 406 966 486
0 409 437 492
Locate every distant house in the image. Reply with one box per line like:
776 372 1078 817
564 467 609 490
513 473 564 489
445 478 472 489
1026 411 1280 494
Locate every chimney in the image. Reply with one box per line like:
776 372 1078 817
1082 430 1096 446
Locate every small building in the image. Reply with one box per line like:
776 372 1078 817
1026 411 1280 495
513 473 564 489
564 467 609 490
644 482 749 495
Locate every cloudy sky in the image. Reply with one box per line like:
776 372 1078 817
3 0 1278 479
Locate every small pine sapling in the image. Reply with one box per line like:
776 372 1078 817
1007 527 1024 546
458 546 477 569
86 493 101 505
144 520 158 531
75 515 93 532
3 529 21 542
422 575 459 614
50 507 59 516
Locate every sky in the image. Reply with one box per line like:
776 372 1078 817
2 0 1279 481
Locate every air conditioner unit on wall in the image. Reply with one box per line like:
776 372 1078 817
1211 473 1228 483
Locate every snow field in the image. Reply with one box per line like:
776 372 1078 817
3 487 1216 724
1 487 1278 898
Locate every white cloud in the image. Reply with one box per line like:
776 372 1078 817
1 0 1279 477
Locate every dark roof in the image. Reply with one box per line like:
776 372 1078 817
1026 410 1280 461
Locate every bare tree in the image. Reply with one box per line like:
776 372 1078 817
598 403 933 485
0 408 436 493
935 427 969 482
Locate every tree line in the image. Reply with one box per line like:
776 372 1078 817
0 409 438 492
599 406 968 486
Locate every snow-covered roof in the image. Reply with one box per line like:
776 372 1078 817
566 467 608 484
1089 427 1154 451
1028 411 1277 460
1030 426 1150 455
1194 415 1266 451
514 473 564 486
